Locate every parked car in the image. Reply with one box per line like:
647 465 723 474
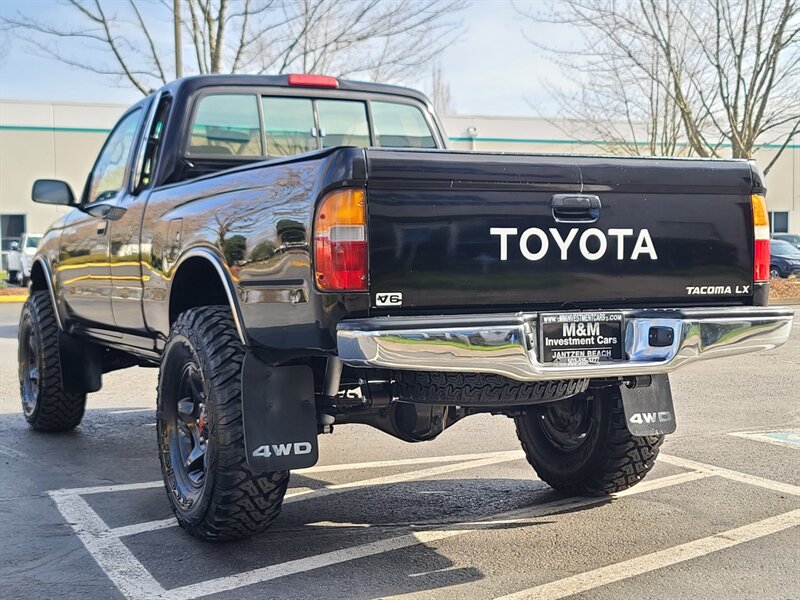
770 239 800 278
5 233 42 286
774 233 800 250
19 74 793 541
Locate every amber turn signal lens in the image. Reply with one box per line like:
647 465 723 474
751 194 769 228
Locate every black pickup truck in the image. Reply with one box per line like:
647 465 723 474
20 74 793 541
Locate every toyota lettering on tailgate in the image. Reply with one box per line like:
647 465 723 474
490 227 658 261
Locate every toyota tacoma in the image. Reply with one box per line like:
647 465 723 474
19 74 793 540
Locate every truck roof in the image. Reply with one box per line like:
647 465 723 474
156 74 433 107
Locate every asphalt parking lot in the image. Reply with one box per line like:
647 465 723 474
1 302 798 600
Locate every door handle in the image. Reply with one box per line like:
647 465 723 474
97 221 108 236
551 194 601 223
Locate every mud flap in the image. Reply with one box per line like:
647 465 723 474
619 374 677 436
241 354 318 472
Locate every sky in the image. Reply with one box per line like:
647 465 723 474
0 0 577 116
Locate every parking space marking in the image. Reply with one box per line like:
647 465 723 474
659 453 800 496
49 451 526 499
300 472 715 531
729 429 800 450
50 480 163 497
50 450 795 600
49 491 167 600
109 408 154 414
495 509 800 600
298 451 525 474
162 469 706 600
165 529 472 600
284 451 524 503
104 453 526 538
48 454 710 600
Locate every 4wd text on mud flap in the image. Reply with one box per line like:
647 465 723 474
252 442 313 458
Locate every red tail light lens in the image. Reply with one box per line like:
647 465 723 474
314 188 367 291
752 194 770 282
287 74 339 88
754 238 770 282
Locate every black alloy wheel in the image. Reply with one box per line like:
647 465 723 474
537 394 596 452
160 341 211 509
19 317 41 418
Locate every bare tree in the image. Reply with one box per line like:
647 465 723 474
2 0 466 94
429 62 454 114
520 0 800 172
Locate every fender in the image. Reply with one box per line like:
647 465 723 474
169 246 249 345
30 256 64 331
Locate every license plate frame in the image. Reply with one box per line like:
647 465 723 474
539 311 624 366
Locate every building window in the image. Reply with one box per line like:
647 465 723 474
1 213 27 272
769 211 789 234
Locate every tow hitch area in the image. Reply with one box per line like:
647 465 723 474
241 355 318 471
619 374 677 436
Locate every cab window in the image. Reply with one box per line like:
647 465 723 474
87 108 142 203
189 94 262 157
372 102 436 148
262 97 317 156
317 100 370 148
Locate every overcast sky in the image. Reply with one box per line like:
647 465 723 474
0 1 575 116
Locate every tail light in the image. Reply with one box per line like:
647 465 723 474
751 193 770 282
314 188 367 291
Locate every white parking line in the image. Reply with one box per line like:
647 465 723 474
108 408 154 414
50 451 525 497
659 453 800 496
304 472 714 531
49 450 793 600
284 451 525 503
165 529 472 600
495 509 800 600
298 451 525 474
164 470 708 600
106 452 525 537
49 492 167 599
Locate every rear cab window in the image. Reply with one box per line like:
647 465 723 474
372 102 436 148
317 100 370 149
183 89 440 174
189 94 262 157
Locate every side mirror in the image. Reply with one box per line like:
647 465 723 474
9 241 20 251
32 179 76 206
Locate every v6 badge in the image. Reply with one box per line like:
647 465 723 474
376 292 403 307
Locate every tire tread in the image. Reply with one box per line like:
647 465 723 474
515 388 663 495
20 292 86 432
394 371 589 406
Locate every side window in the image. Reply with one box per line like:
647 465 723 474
188 94 262 157
317 100 370 149
135 94 172 192
372 102 436 148
262 97 317 156
87 109 142 203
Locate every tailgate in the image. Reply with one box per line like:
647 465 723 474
365 149 755 313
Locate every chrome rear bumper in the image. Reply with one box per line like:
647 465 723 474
337 307 794 382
